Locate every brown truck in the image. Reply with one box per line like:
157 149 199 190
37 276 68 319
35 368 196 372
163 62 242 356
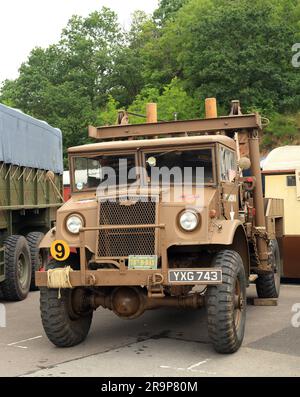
36 98 283 354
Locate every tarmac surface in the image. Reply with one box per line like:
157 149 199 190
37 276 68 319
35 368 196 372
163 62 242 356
0 283 299 377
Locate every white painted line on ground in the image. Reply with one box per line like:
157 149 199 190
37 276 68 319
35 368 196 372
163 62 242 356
160 366 186 371
187 359 208 370
160 358 216 375
190 369 217 375
7 335 42 346
159 363 216 376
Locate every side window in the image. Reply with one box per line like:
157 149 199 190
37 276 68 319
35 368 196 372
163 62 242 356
220 147 236 182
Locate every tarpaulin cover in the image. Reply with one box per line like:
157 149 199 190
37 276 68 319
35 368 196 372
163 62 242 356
0 103 63 174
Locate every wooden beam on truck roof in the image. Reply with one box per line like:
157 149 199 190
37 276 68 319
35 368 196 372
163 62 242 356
89 113 262 141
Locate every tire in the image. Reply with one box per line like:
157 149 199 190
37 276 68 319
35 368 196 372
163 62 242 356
206 250 247 354
1 235 32 301
256 239 281 299
26 232 48 291
40 259 92 347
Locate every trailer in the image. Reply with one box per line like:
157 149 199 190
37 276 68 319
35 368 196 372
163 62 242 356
0 103 63 301
263 146 300 278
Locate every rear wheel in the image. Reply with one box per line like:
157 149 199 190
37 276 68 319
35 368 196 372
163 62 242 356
256 239 281 299
206 250 247 354
40 259 93 347
26 232 48 291
1 235 32 301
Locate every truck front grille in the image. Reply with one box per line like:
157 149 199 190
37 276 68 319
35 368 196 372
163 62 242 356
97 197 157 258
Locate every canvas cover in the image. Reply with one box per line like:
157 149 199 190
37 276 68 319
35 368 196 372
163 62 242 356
0 103 63 174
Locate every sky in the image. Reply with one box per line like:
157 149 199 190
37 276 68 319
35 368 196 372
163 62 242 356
0 0 158 84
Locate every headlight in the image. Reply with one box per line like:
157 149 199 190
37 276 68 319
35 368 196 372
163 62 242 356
66 215 83 234
179 210 199 231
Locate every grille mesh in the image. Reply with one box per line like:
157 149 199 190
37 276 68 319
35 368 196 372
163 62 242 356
97 197 156 257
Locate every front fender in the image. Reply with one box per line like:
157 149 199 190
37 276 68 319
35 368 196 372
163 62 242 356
39 227 56 248
38 228 94 254
210 220 245 245
210 220 250 276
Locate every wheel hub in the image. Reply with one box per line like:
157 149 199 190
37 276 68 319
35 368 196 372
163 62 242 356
234 279 244 328
68 288 92 320
17 253 28 288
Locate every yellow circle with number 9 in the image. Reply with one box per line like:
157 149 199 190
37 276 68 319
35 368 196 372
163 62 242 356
50 240 70 261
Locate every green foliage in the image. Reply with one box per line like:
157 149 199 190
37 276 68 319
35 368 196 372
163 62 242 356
0 7 122 158
157 78 199 120
128 87 160 123
98 96 119 126
263 113 300 147
126 78 198 123
108 11 151 107
1 0 300 162
153 0 188 26
146 0 300 114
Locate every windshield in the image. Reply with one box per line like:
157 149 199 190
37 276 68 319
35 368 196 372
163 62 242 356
145 148 214 185
72 154 137 191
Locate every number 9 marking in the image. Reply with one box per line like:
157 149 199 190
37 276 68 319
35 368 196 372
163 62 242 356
50 240 70 261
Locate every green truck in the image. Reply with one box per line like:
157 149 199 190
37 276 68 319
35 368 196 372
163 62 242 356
0 103 63 301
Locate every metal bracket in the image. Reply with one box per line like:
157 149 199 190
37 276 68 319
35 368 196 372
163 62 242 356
147 273 164 298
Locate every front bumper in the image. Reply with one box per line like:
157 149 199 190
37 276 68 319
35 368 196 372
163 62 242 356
36 267 223 288
36 224 222 288
36 268 166 287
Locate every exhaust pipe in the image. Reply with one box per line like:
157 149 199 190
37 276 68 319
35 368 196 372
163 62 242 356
146 103 158 123
205 97 217 119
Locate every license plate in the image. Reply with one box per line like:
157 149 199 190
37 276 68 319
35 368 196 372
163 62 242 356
168 269 222 284
128 255 158 270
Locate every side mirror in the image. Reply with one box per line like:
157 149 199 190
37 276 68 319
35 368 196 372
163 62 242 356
238 157 251 171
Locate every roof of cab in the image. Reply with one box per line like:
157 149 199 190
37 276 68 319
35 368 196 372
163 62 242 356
68 134 236 154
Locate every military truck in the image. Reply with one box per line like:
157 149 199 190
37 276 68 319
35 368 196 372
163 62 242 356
0 103 63 301
36 99 283 354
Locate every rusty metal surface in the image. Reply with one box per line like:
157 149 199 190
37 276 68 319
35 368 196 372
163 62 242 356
68 134 236 154
249 133 270 270
36 269 163 287
88 113 262 141
35 267 221 287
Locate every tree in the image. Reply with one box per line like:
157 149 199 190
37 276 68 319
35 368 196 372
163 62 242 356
126 78 198 123
263 112 300 148
0 7 123 159
1 0 300 156
144 0 300 114
97 95 119 126
109 11 150 107
153 0 188 26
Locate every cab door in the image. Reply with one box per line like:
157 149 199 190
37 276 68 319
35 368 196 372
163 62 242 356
219 146 239 220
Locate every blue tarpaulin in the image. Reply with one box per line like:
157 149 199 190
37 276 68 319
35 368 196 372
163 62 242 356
0 103 63 174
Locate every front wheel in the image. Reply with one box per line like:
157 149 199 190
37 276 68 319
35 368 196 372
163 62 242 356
40 260 93 347
40 288 93 347
206 250 247 354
